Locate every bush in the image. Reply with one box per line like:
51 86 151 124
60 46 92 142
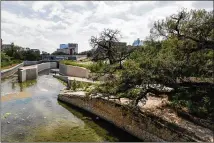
70 80 94 91
88 61 108 73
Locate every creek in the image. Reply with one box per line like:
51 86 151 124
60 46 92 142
1 69 141 142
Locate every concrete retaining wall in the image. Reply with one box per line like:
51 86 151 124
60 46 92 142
53 75 68 83
37 62 50 72
50 62 57 68
18 65 38 82
59 63 90 78
58 94 198 142
1 62 24 79
24 61 57 67
23 61 39 66
18 62 57 82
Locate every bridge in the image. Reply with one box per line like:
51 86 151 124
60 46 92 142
41 54 87 61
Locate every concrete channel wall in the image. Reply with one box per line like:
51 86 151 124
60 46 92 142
18 65 38 82
53 75 68 83
58 94 199 142
59 63 90 78
18 62 57 82
23 61 39 66
1 62 24 79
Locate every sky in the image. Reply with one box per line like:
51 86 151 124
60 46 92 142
1 1 213 53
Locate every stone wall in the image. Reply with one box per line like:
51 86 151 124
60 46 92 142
1 62 24 79
59 63 90 78
58 94 199 142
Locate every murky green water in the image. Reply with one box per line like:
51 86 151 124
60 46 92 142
1 70 141 142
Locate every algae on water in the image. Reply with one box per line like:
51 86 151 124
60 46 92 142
25 119 103 142
2 112 12 119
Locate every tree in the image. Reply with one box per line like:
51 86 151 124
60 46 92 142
24 50 41 61
78 49 94 57
150 9 214 52
88 10 214 119
51 51 68 55
90 29 136 68
90 29 122 64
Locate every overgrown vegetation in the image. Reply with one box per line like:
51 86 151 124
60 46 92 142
1 52 22 70
3 43 41 61
87 9 214 120
1 42 42 69
69 80 95 92
60 60 92 69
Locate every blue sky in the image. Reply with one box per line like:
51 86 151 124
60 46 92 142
1 1 213 53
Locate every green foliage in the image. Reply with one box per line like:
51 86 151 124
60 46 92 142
69 80 94 92
151 9 214 51
51 51 68 55
88 9 214 119
78 49 94 58
1 52 11 62
23 50 41 61
17 79 37 89
88 61 108 73
1 52 22 69
3 43 41 61
71 80 78 91
90 29 133 66
60 60 91 69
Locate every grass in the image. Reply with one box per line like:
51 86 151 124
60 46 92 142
1 60 22 70
60 60 92 69
60 60 109 75
69 80 96 91
17 79 37 89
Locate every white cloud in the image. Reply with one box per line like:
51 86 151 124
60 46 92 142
32 1 52 13
1 1 213 53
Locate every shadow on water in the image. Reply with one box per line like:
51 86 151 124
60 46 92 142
58 100 143 142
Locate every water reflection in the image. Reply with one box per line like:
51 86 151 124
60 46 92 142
1 70 142 142
1 77 37 96
1 92 31 102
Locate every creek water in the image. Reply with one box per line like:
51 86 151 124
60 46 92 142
1 70 141 142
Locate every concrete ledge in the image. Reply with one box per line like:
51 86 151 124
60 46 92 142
23 61 39 66
59 63 90 78
18 62 57 82
1 62 24 79
58 94 201 142
18 65 38 82
53 75 68 83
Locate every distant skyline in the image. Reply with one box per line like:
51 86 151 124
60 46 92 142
1 1 213 53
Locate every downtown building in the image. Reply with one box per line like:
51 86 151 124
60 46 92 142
132 38 143 46
57 43 78 55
